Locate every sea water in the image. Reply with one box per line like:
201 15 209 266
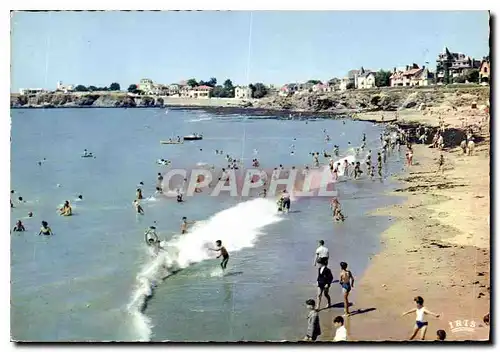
10 108 404 341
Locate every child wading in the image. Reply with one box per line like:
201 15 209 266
401 296 440 340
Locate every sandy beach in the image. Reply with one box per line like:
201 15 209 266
317 105 490 341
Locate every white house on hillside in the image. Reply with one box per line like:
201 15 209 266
235 86 252 99
56 81 74 93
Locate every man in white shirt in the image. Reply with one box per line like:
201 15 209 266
314 240 329 266
333 316 348 341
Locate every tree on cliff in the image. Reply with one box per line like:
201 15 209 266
74 85 88 92
248 83 268 99
465 69 479 83
109 83 121 91
208 77 217 87
307 80 322 85
187 79 198 87
127 84 138 93
223 79 235 98
88 86 98 92
375 70 392 87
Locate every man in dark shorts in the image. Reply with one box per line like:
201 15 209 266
211 240 229 270
316 257 333 310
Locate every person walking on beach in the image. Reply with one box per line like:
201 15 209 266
339 262 354 316
401 296 440 340
314 240 329 266
303 299 321 341
316 257 333 310
437 154 445 174
333 316 348 341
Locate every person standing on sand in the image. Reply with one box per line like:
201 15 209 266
401 296 440 340
333 316 348 341
316 257 333 310
314 240 329 266
437 154 445 174
460 139 467 154
339 262 354 316
303 299 321 341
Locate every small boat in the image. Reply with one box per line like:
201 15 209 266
183 134 203 141
160 140 183 145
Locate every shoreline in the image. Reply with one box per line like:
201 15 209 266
318 107 490 341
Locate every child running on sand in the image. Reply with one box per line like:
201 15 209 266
401 296 440 340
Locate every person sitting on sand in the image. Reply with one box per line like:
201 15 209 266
38 221 53 236
59 200 72 216
401 296 440 340
13 220 26 232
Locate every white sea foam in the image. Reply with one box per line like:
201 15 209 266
187 117 212 122
126 198 283 341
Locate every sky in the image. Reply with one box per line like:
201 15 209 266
10 11 490 91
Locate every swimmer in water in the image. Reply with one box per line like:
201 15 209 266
133 200 144 215
13 220 26 232
28 211 33 218
210 240 229 271
38 221 53 236
176 189 183 202
180 216 195 234
136 188 143 200
59 200 72 216
281 189 291 213
18 197 25 204
76 195 83 201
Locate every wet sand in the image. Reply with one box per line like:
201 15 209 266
317 107 490 341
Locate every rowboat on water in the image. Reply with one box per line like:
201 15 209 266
183 133 203 141
160 140 184 145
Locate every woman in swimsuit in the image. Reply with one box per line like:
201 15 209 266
38 221 53 236
13 220 26 232
59 201 72 216
402 296 440 340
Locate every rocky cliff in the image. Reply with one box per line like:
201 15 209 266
11 86 489 113
251 86 490 113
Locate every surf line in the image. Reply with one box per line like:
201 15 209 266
126 198 283 341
